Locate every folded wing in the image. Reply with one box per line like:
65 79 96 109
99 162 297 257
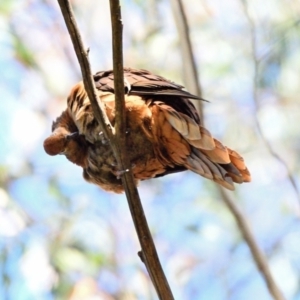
150 102 251 190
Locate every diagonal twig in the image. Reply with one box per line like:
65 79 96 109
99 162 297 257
57 0 114 140
240 0 300 206
170 0 204 123
57 0 174 298
171 1 285 299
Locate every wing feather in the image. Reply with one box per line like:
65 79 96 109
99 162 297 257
152 101 250 189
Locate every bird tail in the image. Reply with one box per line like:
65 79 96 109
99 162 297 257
185 147 251 190
155 102 251 190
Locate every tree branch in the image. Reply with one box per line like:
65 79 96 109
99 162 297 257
57 0 174 298
57 0 114 139
170 0 204 123
219 189 285 300
170 1 285 299
240 0 300 206
109 2 174 299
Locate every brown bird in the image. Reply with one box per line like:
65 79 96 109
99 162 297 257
44 68 251 193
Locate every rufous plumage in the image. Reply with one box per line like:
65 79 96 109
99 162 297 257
44 68 251 193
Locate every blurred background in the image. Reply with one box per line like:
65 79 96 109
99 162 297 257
1 0 300 299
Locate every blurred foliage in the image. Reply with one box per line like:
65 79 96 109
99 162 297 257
1 0 300 299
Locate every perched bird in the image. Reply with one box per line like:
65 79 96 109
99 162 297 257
44 68 251 193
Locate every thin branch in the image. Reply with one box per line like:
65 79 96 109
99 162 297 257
57 0 174 298
171 1 285 299
57 0 114 139
109 1 174 299
109 1 126 143
170 0 204 123
240 0 300 205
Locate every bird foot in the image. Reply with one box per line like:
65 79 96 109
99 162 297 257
116 168 130 179
66 132 79 140
115 164 135 179
124 77 131 94
99 131 109 145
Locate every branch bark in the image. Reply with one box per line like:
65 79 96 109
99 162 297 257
240 0 300 206
57 0 114 140
171 1 285 299
57 0 174 299
109 1 174 299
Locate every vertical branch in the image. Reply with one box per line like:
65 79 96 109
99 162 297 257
170 1 285 299
109 2 174 299
170 0 204 123
109 1 126 141
240 0 300 205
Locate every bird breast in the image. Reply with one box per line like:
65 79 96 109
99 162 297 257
67 89 167 192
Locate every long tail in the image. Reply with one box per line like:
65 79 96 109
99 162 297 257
151 102 251 190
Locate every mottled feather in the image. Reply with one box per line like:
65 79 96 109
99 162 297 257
44 68 251 193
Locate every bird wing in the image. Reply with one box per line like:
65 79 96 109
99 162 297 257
150 102 251 190
94 68 205 100
94 68 203 125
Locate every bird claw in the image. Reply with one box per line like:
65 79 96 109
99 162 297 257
66 132 79 141
115 164 136 179
124 77 131 94
98 131 109 145
116 168 130 179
